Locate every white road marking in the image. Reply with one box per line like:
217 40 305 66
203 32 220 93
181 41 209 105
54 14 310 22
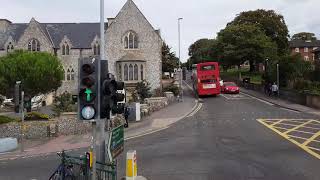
187 103 203 117
280 107 301 113
240 92 274 106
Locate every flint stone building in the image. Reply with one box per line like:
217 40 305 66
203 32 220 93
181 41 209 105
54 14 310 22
0 0 162 100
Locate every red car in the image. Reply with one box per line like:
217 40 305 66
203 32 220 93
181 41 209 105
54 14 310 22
222 82 240 94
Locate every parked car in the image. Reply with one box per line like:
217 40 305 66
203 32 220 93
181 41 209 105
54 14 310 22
222 82 240 94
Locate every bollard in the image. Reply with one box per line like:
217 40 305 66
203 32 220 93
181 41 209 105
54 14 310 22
126 150 137 180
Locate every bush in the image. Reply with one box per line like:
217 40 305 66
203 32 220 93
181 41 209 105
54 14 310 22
0 115 18 124
25 112 50 121
294 79 320 95
53 92 76 116
135 80 152 102
163 84 179 96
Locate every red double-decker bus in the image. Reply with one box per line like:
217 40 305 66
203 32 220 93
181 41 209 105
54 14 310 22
192 62 221 96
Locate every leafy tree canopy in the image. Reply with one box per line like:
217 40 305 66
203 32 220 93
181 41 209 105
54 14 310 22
188 38 217 64
0 50 64 98
292 32 317 41
228 9 289 55
216 23 278 71
162 42 179 72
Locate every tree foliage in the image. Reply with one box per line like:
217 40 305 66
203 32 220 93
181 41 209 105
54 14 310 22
188 39 218 64
216 23 278 71
292 32 317 41
0 50 64 98
228 9 289 55
162 42 179 72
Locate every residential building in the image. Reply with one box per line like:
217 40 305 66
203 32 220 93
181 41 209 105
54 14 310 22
289 40 320 61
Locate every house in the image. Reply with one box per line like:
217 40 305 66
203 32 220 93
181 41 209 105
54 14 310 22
289 40 320 61
313 48 320 61
0 0 162 102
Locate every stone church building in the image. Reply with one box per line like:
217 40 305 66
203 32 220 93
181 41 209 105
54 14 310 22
0 0 162 101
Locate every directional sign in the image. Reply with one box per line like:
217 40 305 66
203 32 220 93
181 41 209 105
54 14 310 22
107 125 124 162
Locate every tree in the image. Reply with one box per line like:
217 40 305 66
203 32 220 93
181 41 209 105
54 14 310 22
0 50 64 99
188 39 217 65
292 32 317 41
228 9 289 55
216 23 278 72
162 42 179 72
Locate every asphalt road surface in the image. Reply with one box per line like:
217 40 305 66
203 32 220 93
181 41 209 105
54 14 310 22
1 81 319 180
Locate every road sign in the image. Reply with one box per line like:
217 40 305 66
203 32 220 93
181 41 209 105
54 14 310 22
107 125 124 162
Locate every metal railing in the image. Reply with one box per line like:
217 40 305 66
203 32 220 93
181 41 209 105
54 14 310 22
49 151 117 180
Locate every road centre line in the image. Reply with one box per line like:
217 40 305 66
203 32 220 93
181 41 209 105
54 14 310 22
187 103 203 117
302 131 320 146
284 120 313 134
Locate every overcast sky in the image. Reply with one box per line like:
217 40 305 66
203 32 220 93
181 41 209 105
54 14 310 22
1 0 319 62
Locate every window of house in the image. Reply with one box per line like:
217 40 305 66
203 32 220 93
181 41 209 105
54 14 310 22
28 39 40 51
124 31 138 49
67 69 71 81
304 47 308 52
134 64 138 80
6 42 14 52
124 64 128 81
129 64 133 80
93 41 100 55
71 69 75 80
62 42 70 55
295 48 299 53
304 56 309 61
140 64 144 80
118 64 122 81
66 67 75 81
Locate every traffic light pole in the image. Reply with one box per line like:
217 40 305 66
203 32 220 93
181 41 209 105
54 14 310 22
20 91 24 153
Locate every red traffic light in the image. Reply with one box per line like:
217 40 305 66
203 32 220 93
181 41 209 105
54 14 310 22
82 64 95 74
82 76 95 87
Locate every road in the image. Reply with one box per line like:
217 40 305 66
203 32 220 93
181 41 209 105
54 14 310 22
1 80 320 180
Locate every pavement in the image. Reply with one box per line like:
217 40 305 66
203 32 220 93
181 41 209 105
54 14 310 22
240 87 320 116
0 83 198 161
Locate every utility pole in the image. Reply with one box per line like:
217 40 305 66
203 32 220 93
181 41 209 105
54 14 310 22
20 91 24 152
178 18 183 102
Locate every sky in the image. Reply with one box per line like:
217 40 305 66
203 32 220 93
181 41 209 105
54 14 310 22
1 0 319 62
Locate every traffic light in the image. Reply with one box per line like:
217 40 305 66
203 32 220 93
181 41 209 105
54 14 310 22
101 79 125 119
78 58 98 120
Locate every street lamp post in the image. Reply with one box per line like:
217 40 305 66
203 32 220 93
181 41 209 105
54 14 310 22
277 63 280 96
178 17 183 102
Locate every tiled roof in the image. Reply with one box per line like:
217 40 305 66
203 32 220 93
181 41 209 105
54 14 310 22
289 40 320 48
0 23 102 49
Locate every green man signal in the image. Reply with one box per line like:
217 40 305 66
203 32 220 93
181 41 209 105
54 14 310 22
85 88 93 102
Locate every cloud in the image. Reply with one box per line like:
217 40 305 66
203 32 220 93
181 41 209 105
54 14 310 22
0 0 319 61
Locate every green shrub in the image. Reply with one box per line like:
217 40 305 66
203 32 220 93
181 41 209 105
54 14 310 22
135 80 152 102
25 112 50 121
0 115 18 124
294 80 320 95
163 84 179 96
53 92 76 116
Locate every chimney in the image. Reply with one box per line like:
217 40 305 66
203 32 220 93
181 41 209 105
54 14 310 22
0 19 12 33
107 18 115 27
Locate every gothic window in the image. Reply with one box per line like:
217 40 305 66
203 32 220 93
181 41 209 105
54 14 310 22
118 64 122 81
71 69 75 80
124 31 138 49
124 64 128 81
67 69 71 81
140 64 144 80
134 64 138 80
62 45 66 55
93 41 100 55
6 42 14 52
129 64 133 80
28 39 40 51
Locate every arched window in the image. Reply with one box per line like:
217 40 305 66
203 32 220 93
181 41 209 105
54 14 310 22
62 45 66 55
124 31 138 49
66 44 70 55
124 64 128 81
118 64 122 81
93 41 100 55
134 64 138 80
67 69 71 81
129 64 133 80
28 39 40 52
140 64 144 80
71 69 75 80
